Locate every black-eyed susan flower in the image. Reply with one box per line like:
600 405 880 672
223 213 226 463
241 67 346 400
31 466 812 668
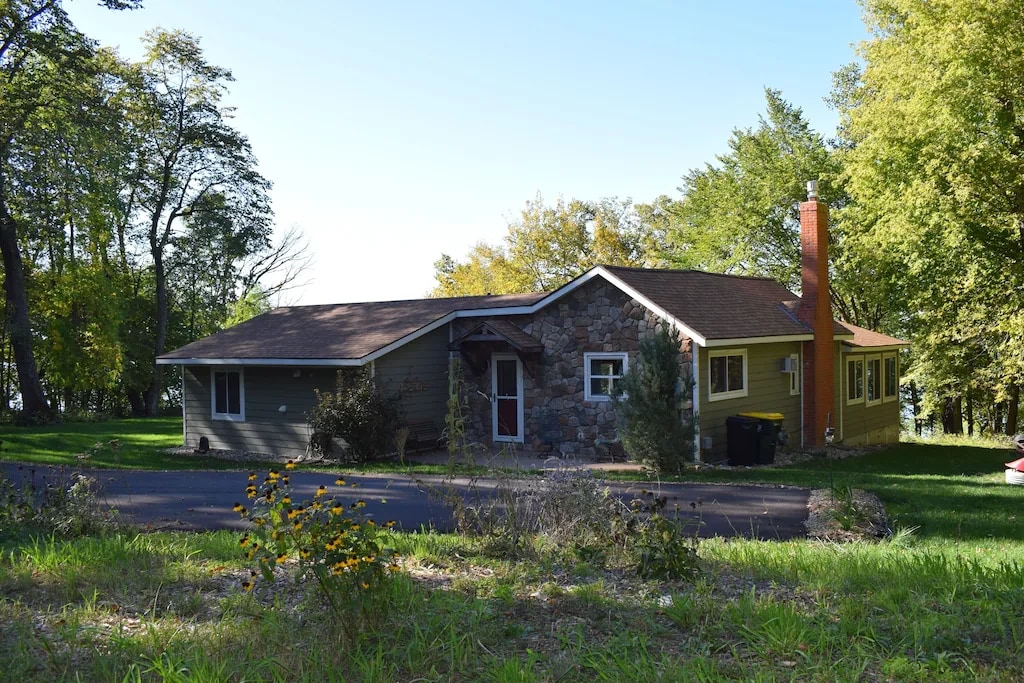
282 476 290 486
360 582 370 590
233 503 247 515
239 535 250 547
331 504 343 516
315 485 328 497
385 520 396 528
281 495 291 505
292 521 303 532
285 460 296 470
245 486 257 499
276 553 287 564
248 472 257 482
335 477 346 486
299 548 311 560
252 516 267 526
356 499 366 508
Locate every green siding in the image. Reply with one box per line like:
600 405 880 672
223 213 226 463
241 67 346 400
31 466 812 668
183 366 337 455
697 342 802 463
180 326 452 455
839 350 901 445
373 326 450 427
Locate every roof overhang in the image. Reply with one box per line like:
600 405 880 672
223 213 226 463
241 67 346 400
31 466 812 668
703 334 814 348
841 344 909 353
156 357 365 367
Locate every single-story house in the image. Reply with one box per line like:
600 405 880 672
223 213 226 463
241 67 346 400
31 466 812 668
157 184 907 461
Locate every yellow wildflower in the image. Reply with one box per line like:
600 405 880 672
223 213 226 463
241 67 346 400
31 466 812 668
335 477 346 486
247 472 257 482
276 553 287 564
285 460 296 470
316 485 328 497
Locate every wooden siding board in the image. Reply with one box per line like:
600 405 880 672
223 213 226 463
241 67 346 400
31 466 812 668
373 326 449 427
184 366 336 454
183 330 452 455
697 343 802 462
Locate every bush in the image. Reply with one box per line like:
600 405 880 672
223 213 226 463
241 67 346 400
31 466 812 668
613 324 694 473
307 368 402 462
235 462 400 629
0 466 119 540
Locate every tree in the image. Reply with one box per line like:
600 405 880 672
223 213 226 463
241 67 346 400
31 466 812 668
123 29 272 415
840 0 1024 434
0 0 140 419
666 90 842 292
613 324 693 473
431 195 664 297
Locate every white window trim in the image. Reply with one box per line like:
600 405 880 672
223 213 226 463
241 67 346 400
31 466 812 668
846 356 865 405
865 354 882 407
708 348 748 402
211 367 245 422
789 352 800 396
584 352 628 402
882 353 898 403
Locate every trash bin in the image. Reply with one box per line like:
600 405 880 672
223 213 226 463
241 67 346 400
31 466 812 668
739 412 784 465
726 416 759 466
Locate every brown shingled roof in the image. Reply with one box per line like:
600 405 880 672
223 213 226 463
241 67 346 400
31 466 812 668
159 292 546 362
838 321 909 349
601 266 813 341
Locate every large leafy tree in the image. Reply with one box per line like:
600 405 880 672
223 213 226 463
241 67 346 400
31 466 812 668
840 0 1024 434
432 195 664 296
122 29 272 415
0 0 140 419
666 90 841 290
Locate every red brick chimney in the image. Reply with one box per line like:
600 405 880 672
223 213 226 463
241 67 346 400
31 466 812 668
799 180 834 448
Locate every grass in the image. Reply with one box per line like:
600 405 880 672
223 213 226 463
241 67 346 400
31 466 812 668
0 418 503 475
2 432 1024 679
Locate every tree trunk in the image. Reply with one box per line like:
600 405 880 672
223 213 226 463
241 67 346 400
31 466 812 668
966 391 974 437
126 389 145 417
942 395 964 435
1006 384 1019 436
144 246 167 417
0 195 50 420
910 381 922 435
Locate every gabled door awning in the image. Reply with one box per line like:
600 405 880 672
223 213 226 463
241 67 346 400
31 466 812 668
449 320 543 375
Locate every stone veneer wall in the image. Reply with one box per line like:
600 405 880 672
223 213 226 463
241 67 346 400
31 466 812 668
453 277 694 459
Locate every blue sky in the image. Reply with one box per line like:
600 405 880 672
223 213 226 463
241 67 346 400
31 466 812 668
67 0 868 305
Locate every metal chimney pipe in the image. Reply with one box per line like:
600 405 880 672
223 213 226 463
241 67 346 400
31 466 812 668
807 180 818 200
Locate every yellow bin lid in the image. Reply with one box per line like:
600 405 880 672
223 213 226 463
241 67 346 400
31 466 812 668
739 412 784 421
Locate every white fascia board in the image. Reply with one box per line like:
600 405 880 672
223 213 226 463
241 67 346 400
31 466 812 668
703 334 814 348
841 343 909 353
156 357 365 367
451 267 710 345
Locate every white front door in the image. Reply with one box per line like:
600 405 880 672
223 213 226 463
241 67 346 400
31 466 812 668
491 354 523 443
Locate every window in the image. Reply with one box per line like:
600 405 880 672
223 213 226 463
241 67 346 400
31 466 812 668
789 353 800 396
212 369 245 421
846 357 864 404
709 349 747 401
584 353 627 401
866 355 882 406
883 353 898 402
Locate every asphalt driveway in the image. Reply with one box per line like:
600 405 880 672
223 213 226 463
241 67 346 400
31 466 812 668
2 463 809 540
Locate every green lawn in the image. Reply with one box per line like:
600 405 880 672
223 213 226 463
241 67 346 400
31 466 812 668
2 437 1024 681
0 417 264 470
658 441 1024 543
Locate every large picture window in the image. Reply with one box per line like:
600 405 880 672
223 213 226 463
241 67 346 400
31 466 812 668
847 357 864 404
883 353 898 402
584 352 627 401
866 355 882 406
709 349 747 401
212 369 245 421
